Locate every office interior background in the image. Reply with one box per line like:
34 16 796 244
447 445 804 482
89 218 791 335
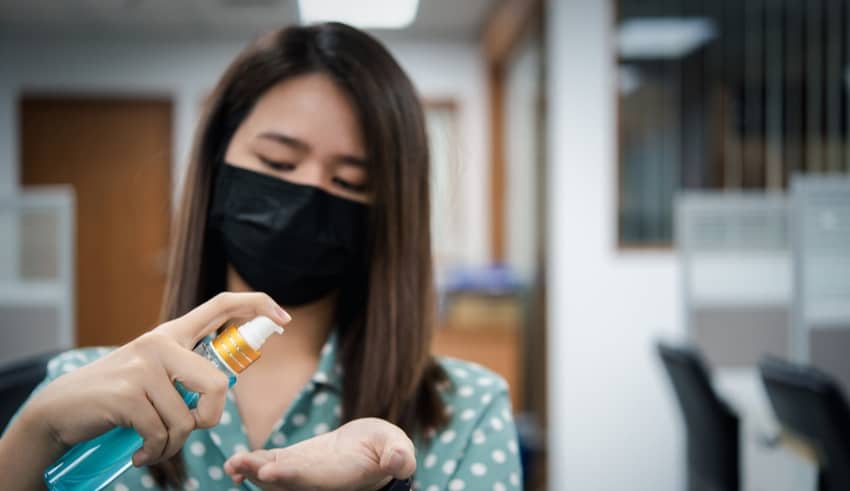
1 0 850 490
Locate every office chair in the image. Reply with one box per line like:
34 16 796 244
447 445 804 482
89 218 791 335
759 357 850 491
0 350 62 433
657 342 740 491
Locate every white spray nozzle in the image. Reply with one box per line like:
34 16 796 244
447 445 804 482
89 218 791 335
238 316 284 351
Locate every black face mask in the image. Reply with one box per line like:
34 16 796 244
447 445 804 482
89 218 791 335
208 163 369 306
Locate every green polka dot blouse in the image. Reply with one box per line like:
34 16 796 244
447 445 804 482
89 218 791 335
17 334 523 490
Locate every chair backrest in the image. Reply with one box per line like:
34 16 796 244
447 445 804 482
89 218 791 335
759 357 850 491
0 350 59 433
657 342 739 490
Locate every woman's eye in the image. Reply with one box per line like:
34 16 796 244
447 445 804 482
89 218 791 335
332 176 368 193
259 157 296 172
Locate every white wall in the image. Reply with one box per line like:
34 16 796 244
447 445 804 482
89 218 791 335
0 39 242 200
546 1 684 490
0 37 490 265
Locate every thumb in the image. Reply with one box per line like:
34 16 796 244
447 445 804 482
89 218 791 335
377 434 416 479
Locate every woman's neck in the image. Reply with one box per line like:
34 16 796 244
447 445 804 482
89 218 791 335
226 265 336 363
226 266 336 449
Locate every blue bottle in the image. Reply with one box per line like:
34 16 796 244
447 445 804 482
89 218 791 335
43 317 283 491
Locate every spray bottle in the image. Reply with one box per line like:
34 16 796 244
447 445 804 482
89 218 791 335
43 316 283 491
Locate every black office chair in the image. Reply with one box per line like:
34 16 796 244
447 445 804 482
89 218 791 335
656 342 740 491
759 357 850 491
0 350 62 433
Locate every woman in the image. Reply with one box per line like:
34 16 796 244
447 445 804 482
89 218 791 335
1 22 521 490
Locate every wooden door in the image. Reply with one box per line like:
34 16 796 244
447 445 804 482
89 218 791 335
20 97 172 347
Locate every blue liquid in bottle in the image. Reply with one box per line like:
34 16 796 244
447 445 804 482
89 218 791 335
44 318 281 491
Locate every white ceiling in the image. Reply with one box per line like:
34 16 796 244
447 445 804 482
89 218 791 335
0 0 499 42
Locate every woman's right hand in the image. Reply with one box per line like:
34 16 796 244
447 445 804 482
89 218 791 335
21 292 290 467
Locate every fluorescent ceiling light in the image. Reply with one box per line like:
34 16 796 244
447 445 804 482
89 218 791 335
298 0 420 29
618 17 716 59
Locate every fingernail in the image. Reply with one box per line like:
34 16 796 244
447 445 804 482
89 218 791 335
134 451 149 466
276 306 292 323
388 450 404 473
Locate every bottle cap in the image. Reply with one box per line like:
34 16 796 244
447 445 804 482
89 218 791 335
238 316 285 351
211 316 284 374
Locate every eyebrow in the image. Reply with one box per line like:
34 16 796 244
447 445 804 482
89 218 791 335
337 155 368 168
258 131 309 152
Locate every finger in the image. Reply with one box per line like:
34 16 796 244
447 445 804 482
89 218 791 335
223 456 245 482
159 292 290 348
157 342 230 428
224 450 283 483
254 449 308 483
144 371 197 459
226 452 275 485
257 460 307 483
224 461 239 478
225 449 275 475
129 398 169 466
231 467 259 487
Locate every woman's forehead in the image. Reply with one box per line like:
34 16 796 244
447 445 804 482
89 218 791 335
243 73 366 156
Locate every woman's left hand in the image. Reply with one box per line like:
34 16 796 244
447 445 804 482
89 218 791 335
223 418 416 491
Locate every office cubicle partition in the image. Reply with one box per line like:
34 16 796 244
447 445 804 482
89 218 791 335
791 175 850 394
676 192 793 367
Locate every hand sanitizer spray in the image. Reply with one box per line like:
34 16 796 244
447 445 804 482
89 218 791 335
43 316 283 491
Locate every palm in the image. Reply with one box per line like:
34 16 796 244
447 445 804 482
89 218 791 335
224 418 415 491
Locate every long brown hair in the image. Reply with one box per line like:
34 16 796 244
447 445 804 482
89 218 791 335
151 22 448 488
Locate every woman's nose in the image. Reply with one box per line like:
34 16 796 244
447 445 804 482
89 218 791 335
291 160 328 189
